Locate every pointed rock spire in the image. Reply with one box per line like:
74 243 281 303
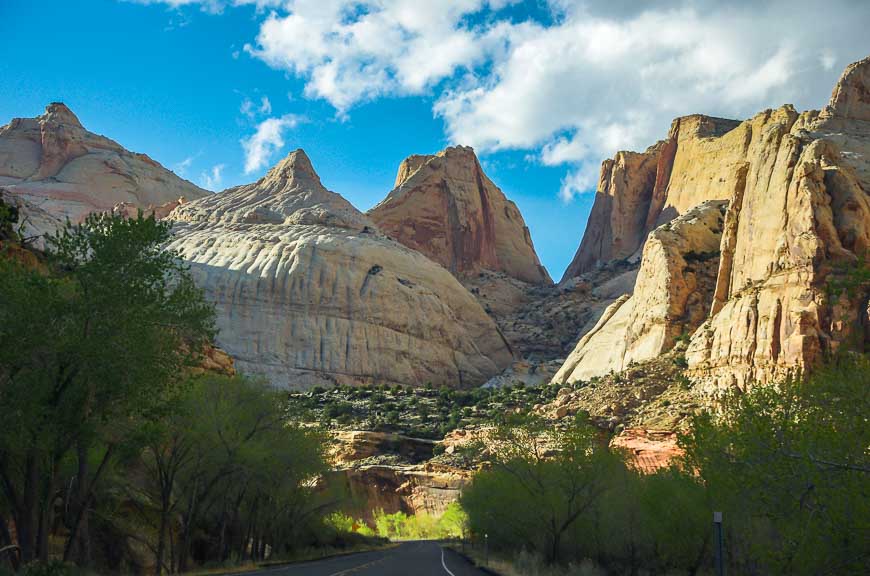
369 145 551 284
41 102 83 127
170 148 372 230
822 55 870 121
264 148 321 185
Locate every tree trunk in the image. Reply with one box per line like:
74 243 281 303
18 452 39 564
177 478 199 573
0 515 20 572
75 441 91 566
550 530 560 565
156 503 167 576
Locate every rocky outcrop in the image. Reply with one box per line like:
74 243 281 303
610 429 683 474
554 201 726 382
687 60 870 392
558 56 870 393
331 431 437 467
562 115 745 281
462 268 629 359
167 149 513 389
0 103 207 239
333 462 471 522
368 146 551 284
328 430 470 521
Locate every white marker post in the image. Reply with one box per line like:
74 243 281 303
713 511 724 576
484 533 489 566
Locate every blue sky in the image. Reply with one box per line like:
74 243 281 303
2 0 867 279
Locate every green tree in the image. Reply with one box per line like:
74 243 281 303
0 213 215 566
682 354 870 575
461 414 619 563
158 374 328 572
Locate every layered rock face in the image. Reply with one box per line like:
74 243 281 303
329 430 469 521
557 56 870 392
368 146 551 284
332 462 470 522
562 115 745 281
687 58 870 392
610 429 683 474
0 103 207 238
167 150 513 389
462 268 632 359
554 201 726 383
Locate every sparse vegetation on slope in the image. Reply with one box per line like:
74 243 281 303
287 381 564 440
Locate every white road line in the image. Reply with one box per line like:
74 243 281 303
440 546 457 576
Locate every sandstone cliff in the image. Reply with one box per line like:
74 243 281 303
167 150 514 389
0 103 207 239
368 146 551 284
687 57 870 392
556 56 870 392
561 115 742 281
554 200 725 382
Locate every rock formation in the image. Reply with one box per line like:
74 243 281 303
368 146 551 284
610 429 683 474
0 103 207 239
332 462 471 522
562 115 751 281
688 57 870 392
556 56 870 393
554 200 726 383
462 268 631 360
328 430 471 521
167 149 513 389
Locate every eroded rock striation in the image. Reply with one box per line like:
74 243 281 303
368 146 551 285
0 103 207 238
167 150 513 389
556 56 870 393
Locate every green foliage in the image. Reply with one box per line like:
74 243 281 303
462 414 621 564
681 354 870 575
288 381 567 439
826 257 870 304
325 512 358 533
0 213 216 567
369 504 467 540
0 197 20 241
461 359 869 574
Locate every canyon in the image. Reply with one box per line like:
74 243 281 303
2 55 868 518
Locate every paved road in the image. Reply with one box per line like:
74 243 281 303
241 541 488 576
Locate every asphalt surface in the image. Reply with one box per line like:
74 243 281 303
242 541 489 576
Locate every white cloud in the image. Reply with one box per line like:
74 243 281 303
241 114 301 173
200 163 226 189
434 1 870 199
820 48 837 71
133 0 870 200
558 164 599 204
259 96 272 114
240 97 255 118
244 0 521 113
130 0 283 14
173 155 195 176
240 95 274 118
